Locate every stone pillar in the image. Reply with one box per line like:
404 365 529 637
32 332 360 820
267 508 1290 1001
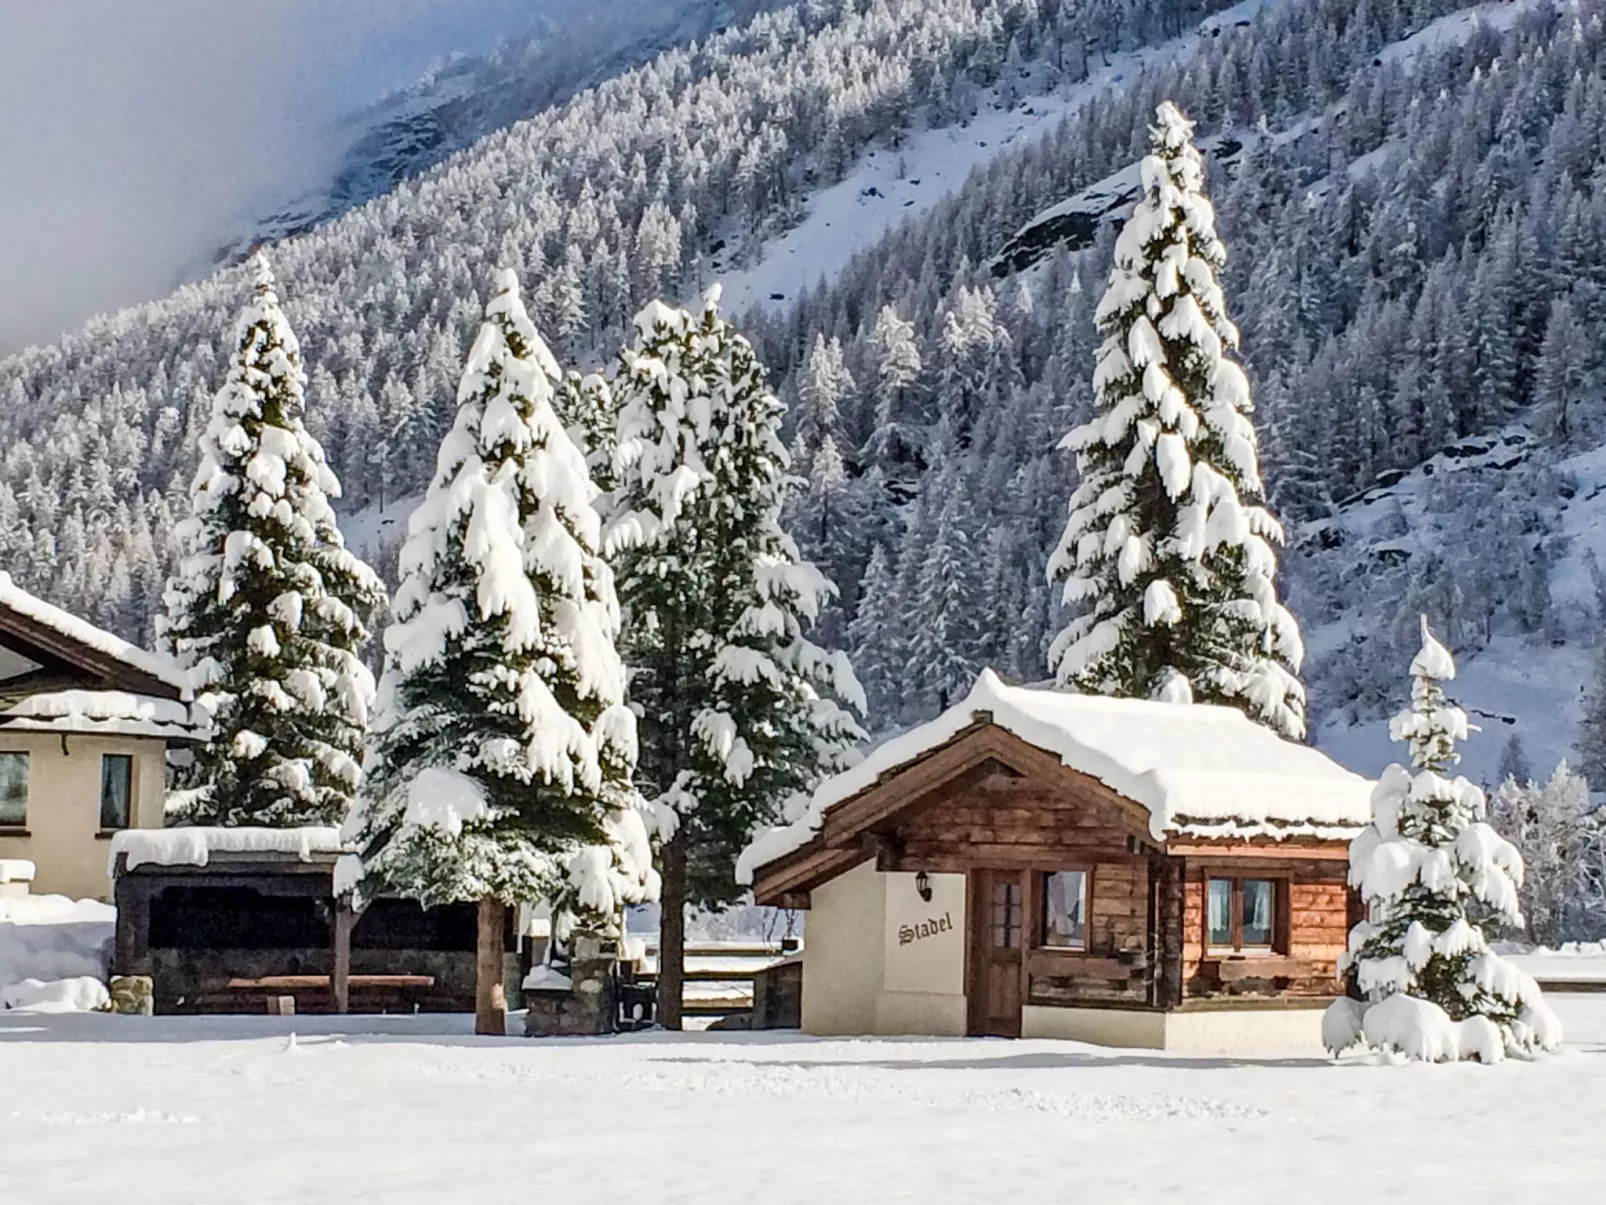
523 935 618 1037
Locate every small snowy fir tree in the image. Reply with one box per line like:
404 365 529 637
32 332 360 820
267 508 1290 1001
610 288 866 1028
342 270 656 1029
1324 619 1562 1063
1046 102 1305 738
162 252 385 827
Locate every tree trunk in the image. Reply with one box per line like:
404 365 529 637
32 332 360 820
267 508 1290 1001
476 896 507 1036
657 834 689 1031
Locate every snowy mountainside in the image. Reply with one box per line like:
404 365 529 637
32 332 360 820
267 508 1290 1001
220 1 793 265
0 0 1241 643
1290 425 1601 785
718 0 1271 313
987 0 1547 277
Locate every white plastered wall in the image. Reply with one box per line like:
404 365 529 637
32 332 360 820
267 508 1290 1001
1023 1004 1327 1051
0 732 167 901
801 861 968 1037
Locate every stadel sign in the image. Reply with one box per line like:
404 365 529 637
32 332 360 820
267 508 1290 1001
897 912 954 947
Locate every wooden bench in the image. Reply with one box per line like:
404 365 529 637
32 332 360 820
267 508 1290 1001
226 974 435 1016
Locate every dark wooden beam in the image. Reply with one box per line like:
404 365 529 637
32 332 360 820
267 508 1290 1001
332 902 354 1015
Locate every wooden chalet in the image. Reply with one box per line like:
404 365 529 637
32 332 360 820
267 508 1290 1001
743 670 1371 1052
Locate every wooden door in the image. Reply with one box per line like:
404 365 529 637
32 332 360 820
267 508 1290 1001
968 868 1024 1037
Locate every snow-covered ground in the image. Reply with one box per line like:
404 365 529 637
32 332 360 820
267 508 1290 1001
0 895 114 1001
3 1006 1604 1202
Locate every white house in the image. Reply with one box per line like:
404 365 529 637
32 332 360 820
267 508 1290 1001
0 573 196 901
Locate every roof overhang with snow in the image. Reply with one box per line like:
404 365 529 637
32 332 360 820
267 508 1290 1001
0 572 188 703
743 670 1372 906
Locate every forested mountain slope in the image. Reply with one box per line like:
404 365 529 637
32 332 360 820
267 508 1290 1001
0 0 1232 639
225 1 797 262
6 0 1606 782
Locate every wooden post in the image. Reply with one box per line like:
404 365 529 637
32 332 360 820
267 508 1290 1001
657 835 688 1031
476 896 507 1036
332 902 354 1016
1156 856 1185 1009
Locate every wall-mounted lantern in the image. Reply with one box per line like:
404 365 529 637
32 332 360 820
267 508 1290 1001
915 870 933 903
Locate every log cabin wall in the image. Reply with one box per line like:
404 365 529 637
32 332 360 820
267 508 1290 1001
1179 857 1349 1000
882 768 1349 1011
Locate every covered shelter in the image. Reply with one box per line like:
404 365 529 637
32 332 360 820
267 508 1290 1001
740 671 1371 1052
108 828 525 1015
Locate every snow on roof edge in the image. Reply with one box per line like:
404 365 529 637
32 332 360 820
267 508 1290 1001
738 669 1373 885
0 689 199 741
109 826 347 877
0 573 188 694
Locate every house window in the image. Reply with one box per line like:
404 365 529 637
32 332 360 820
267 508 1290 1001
1041 870 1088 950
100 755 133 831
0 752 27 827
1207 877 1280 952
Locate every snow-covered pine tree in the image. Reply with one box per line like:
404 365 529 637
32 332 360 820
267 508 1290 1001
1046 102 1305 739
162 252 385 828
610 288 866 1029
342 269 656 1035
846 541 904 718
1490 761 1597 947
1324 618 1561 1063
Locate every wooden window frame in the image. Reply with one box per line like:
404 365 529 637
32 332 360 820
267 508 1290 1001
1036 866 1094 953
99 753 135 832
989 876 1024 950
0 750 29 829
1204 874 1290 955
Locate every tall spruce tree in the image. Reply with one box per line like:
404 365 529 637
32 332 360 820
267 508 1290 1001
1047 102 1305 739
1324 619 1561 1062
610 288 865 1029
342 270 656 1035
162 252 385 827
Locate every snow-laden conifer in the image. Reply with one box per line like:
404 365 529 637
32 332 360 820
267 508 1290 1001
343 270 656 955
1047 102 1305 738
1323 619 1561 1062
1490 761 1601 947
610 288 866 1028
162 253 385 827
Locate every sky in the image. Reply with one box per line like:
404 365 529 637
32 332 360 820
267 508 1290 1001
0 0 547 355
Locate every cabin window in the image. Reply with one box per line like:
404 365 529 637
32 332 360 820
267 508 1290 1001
1041 870 1088 950
100 754 134 830
1207 876 1281 952
0 752 27 827
1242 880 1275 948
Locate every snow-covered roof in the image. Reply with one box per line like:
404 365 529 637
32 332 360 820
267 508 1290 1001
0 690 198 740
739 670 1373 883
0 859 36 884
109 826 346 876
0 572 188 695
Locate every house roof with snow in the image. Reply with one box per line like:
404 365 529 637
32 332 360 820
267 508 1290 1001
740 670 1373 900
0 572 197 739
